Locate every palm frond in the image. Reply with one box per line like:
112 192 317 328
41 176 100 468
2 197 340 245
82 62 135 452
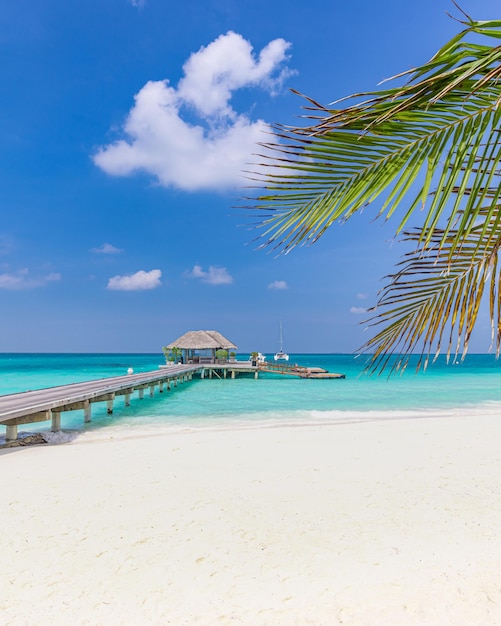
362 211 501 375
250 14 501 372
252 19 501 256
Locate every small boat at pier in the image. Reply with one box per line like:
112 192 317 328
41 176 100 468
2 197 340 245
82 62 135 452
274 322 289 361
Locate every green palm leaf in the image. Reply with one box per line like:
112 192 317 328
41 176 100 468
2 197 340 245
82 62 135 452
363 212 501 375
252 13 501 371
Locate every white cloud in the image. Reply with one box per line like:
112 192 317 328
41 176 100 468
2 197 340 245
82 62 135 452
178 32 291 117
268 279 288 290
93 31 293 191
107 269 162 291
350 306 367 314
129 0 145 8
356 292 369 300
0 268 61 290
91 243 123 254
186 264 233 285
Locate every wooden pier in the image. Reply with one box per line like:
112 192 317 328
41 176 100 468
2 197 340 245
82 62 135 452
0 360 345 442
0 365 200 442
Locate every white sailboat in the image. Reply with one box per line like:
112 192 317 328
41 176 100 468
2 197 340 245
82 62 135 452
274 322 289 361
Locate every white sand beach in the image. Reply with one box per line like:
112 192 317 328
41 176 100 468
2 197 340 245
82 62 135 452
2 414 501 625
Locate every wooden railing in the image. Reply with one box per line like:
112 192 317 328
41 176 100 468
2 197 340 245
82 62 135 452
258 362 309 376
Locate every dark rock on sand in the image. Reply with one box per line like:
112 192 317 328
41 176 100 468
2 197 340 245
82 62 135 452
1 433 48 448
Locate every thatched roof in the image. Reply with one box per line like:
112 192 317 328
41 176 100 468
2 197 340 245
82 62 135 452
165 330 237 350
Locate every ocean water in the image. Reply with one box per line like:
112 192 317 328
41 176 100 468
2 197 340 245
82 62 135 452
1 352 501 443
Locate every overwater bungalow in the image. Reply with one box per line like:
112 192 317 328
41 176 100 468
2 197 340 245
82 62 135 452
164 330 237 365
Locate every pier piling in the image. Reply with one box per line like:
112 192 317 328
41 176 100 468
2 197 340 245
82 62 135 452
84 401 91 423
51 411 60 432
6 424 18 441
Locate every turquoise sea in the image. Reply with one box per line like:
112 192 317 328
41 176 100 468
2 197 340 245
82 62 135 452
1 352 501 443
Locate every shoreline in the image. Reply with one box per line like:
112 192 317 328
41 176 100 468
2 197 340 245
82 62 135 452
2 413 501 624
3 399 501 449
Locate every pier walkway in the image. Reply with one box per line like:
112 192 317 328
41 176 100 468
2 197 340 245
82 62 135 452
0 360 345 442
0 364 200 441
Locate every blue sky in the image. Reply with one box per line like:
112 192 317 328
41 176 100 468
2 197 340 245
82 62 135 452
0 0 498 354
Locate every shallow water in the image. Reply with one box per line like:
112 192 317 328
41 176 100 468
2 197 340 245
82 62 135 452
1 352 501 442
